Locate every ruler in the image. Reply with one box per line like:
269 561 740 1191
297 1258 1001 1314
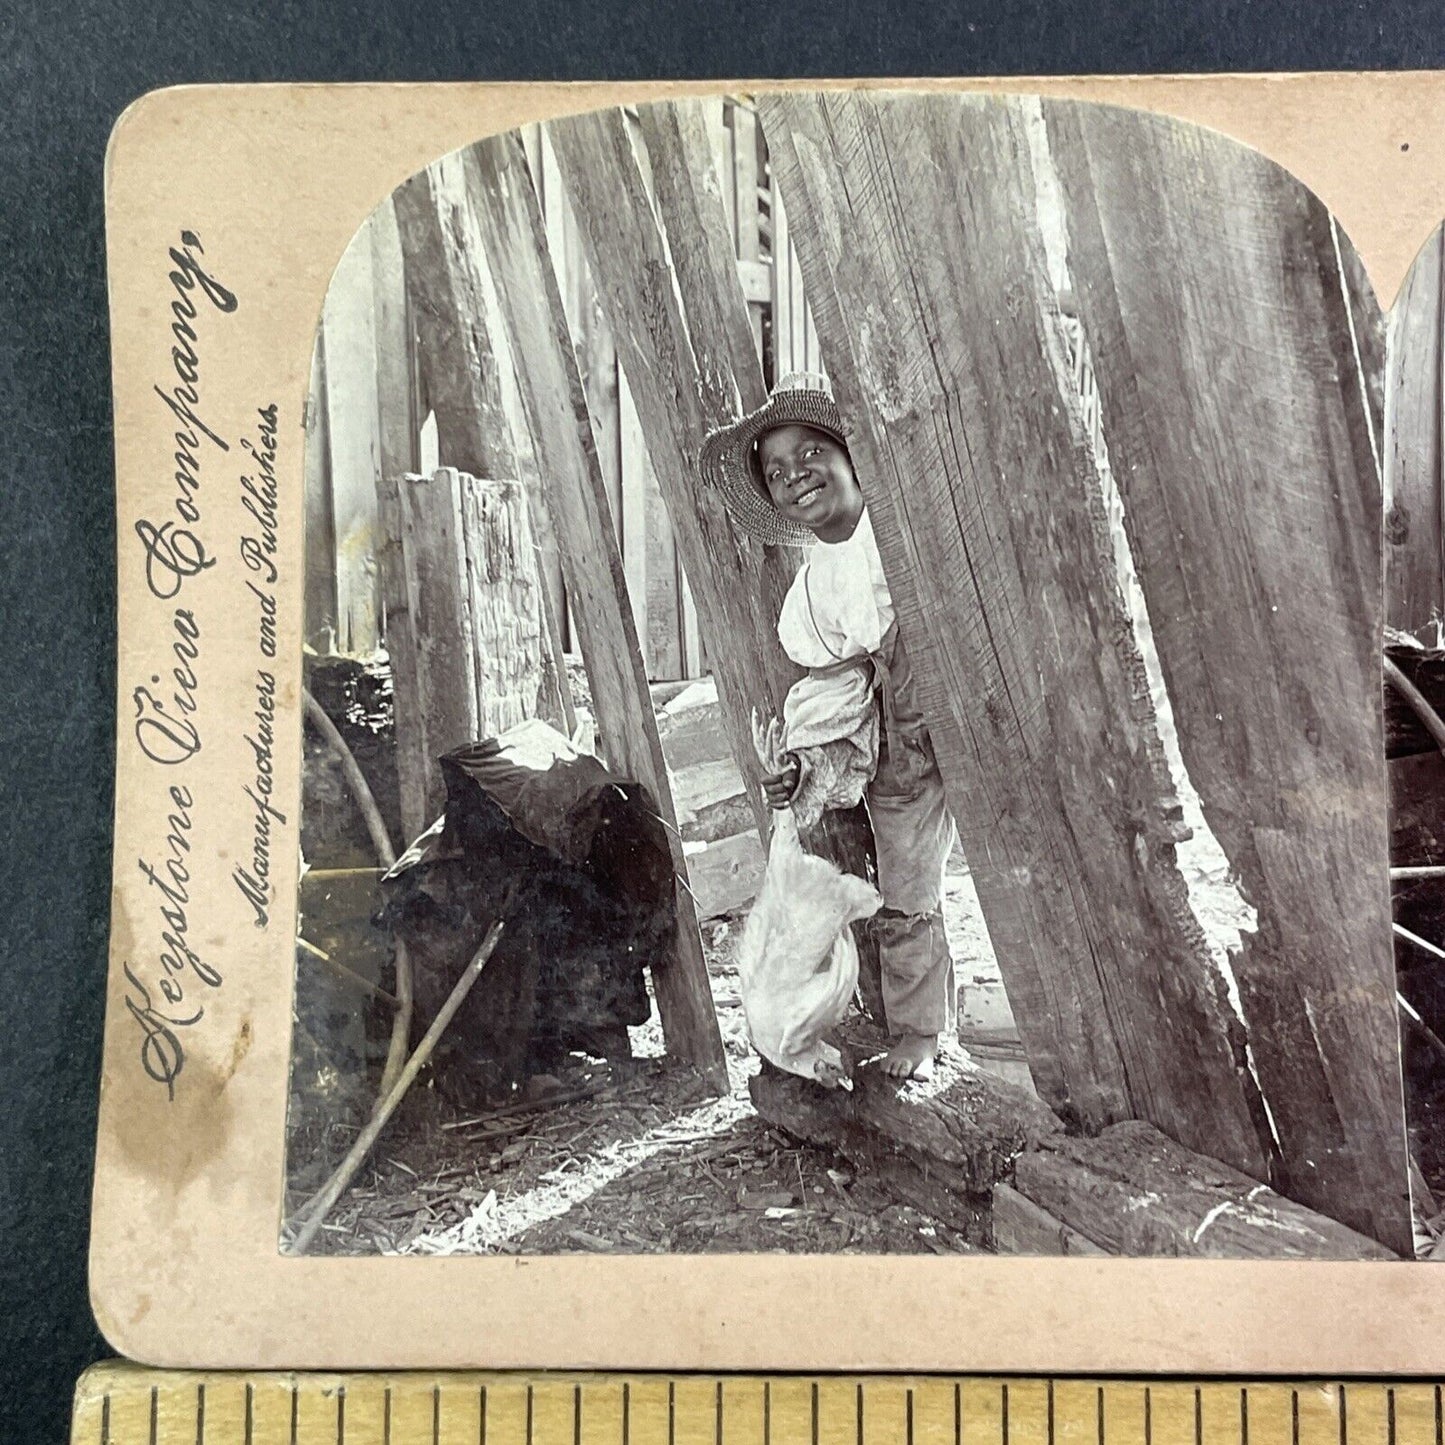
69 1365 1445 1445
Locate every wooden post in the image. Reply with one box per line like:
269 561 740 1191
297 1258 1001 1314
369 199 418 498
1385 224 1445 640
759 92 1412 1255
302 333 337 652
762 93 1416 1265
761 90 1250 1154
380 468 558 840
393 160 571 734
393 168 514 481
377 466 469 839
631 99 882 1009
1046 98 1410 1253
547 106 792 841
456 134 728 1092
320 228 384 658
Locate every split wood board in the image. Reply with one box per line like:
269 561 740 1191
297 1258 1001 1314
760 90 1410 1255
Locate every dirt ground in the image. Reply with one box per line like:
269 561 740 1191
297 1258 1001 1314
284 912 979 1257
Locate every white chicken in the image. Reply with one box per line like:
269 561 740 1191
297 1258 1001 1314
735 714 882 1088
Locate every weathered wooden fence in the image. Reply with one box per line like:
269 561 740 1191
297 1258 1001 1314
303 91 1419 1250
758 91 1410 1254
1387 224 1445 643
306 99 817 681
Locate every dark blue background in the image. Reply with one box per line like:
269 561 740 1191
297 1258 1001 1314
3 2 1442 1438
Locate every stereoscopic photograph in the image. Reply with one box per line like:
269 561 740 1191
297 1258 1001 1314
274 89 1443 1265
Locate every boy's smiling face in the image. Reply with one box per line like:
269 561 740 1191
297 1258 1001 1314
755 423 864 542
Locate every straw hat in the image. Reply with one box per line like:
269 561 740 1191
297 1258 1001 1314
698 372 849 547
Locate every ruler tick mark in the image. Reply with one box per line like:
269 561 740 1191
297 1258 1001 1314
1145 1389 1152 1445
1046 1382 1053 1445
197 1383 206 1445
480 1384 488 1445
1003 1384 1010 1445
1097 1387 1105 1445
528 1384 536 1445
101 1392 110 1445
624 1382 631 1445
857 1384 864 1445
1435 1385 1442 1445
1293 1393 1300 1445
245 1384 254 1445
671 1381 677 1445
1242 1388 1249 1445
1389 1390 1397 1445
1195 1389 1203 1445
812 1383 820 1445
1341 1385 1349 1445
717 1381 724 1445
151 1385 159 1445
291 1381 299 1445
338 1385 347 1445
385 1386 393 1445
908 1389 915 1445
575 1384 583 1445
765 1381 772 1445
434 1384 442 1445
957 1383 964 1445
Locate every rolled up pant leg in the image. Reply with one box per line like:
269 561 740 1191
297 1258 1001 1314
866 741 958 1038
873 907 956 1037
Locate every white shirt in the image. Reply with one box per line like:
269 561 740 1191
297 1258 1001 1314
777 509 896 668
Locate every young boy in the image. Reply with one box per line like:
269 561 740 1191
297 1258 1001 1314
700 373 957 1080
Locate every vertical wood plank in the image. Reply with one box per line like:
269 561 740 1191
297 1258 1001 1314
631 379 683 680
1385 225 1445 639
734 109 761 257
320 229 383 657
634 98 881 997
760 92 1269 1172
680 561 703 676
547 105 805 837
733 105 765 358
619 372 652 653
638 102 769 416
772 179 794 381
381 468 558 838
558 157 626 537
302 332 337 652
539 126 624 651
458 476 556 735
459 132 728 1089
384 466 476 836
1047 98 1409 1251
394 165 514 479
369 197 418 487
394 156 571 726
716 101 739 249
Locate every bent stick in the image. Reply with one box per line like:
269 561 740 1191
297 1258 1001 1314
288 917 507 1254
302 687 414 1097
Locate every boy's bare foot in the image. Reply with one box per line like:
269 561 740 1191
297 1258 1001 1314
880 1032 937 1080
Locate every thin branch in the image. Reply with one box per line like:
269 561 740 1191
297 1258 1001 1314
1396 922 1445 963
1400 990 1445 1068
302 687 413 1096
287 918 506 1255
297 936 398 1009
1385 656 1445 755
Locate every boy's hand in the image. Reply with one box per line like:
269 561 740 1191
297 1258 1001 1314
760 753 801 810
